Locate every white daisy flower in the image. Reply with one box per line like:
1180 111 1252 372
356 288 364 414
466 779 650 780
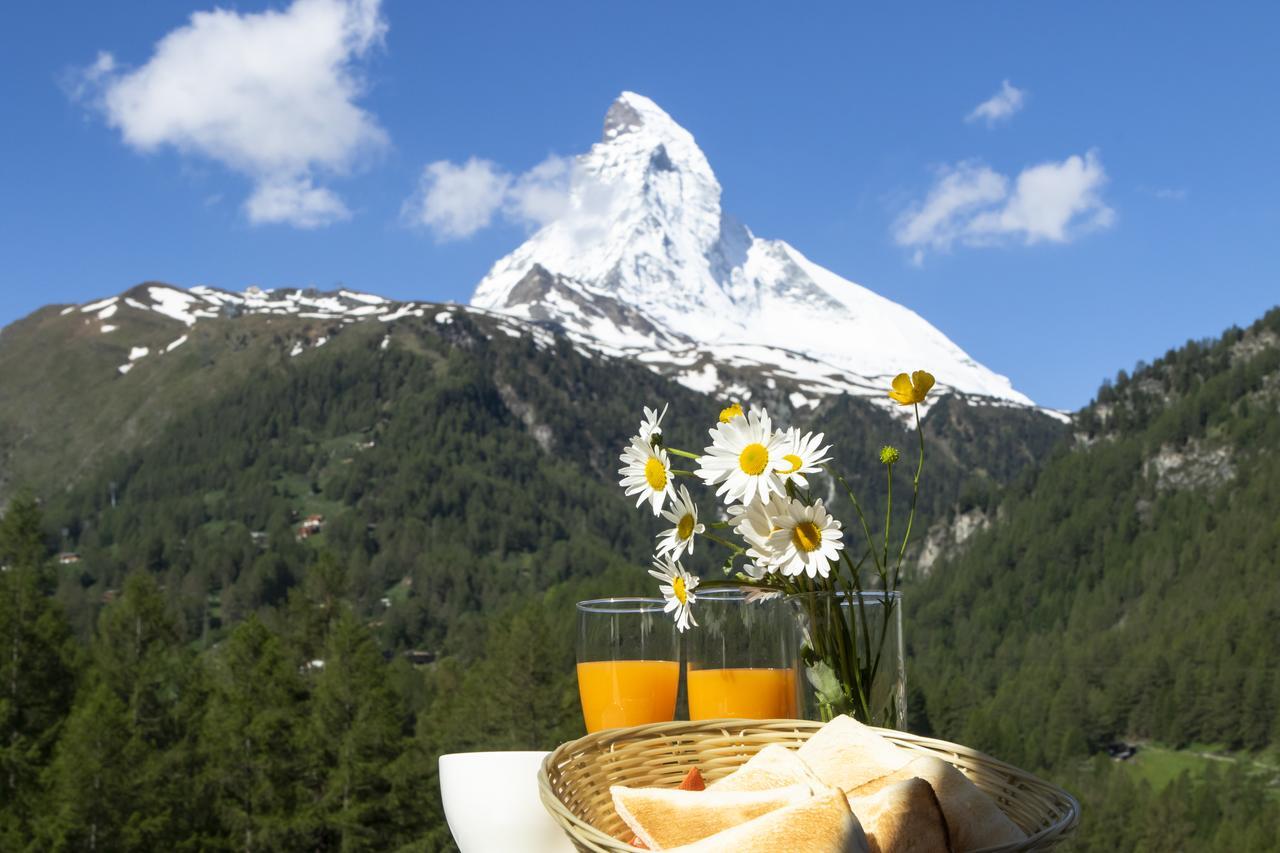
776 428 832 489
649 555 699 632
656 485 705 560
618 437 673 515
637 404 668 446
728 495 787 579
696 407 790 506
767 498 845 579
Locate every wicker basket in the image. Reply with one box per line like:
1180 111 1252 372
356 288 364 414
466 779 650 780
539 719 1079 852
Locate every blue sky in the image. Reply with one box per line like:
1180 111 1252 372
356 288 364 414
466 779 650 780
1 1 1277 410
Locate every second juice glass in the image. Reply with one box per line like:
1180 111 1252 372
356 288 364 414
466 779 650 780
685 588 799 720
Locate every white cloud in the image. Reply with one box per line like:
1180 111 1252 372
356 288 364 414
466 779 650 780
246 177 351 228
505 155 574 227
895 150 1114 260
966 80 1027 126
403 158 512 240
893 161 1008 250
404 154 609 242
74 0 387 228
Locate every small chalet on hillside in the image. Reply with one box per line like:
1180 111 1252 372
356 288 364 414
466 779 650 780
296 514 325 540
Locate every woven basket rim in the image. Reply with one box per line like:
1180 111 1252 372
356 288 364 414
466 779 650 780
538 718 1080 853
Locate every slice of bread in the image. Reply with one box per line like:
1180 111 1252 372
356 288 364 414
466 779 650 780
664 788 870 853
611 783 815 849
850 777 951 853
851 756 1025 852
796 715 914 792
709 744 826 793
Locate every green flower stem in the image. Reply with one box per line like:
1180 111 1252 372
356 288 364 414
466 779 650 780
665 447 701 461
829 467 885 578
891 403 927 591
836 546 875 712
883 462 893 572
701 531 745 554
671 469 699 477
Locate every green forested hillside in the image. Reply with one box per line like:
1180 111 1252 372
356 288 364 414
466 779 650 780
911 307 1280 849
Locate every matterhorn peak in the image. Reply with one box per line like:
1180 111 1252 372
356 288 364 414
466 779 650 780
471 93 1040 414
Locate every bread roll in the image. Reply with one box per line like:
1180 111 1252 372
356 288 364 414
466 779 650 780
709 743 826 793
611 783 814 849
796 715 913 792
852 757 1025 852
850 777 951 853
665 788 870 853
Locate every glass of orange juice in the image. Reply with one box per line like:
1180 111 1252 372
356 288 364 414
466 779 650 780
686 589 799 720
576 598 680 733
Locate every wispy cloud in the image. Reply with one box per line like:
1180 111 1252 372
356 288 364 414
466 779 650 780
403 154 611 243
895 150 1114 262
1153 187 1188 201
71 0 388 229
966 80 1027 127
402 158 512 240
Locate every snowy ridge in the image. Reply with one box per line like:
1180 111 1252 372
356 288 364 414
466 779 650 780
70 283 416 327
470 92 1043 415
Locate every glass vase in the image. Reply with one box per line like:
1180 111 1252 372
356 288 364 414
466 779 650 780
788 590 905 729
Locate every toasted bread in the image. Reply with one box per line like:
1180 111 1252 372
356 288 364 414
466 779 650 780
796 715 913 792
851 756 1025 852
665 788 870 853
850 777 951 853
709 743 826 793
611 783 814 849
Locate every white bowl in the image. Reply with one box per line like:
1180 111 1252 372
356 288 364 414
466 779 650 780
439 751 575 852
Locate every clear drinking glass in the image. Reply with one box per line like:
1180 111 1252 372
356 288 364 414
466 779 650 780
685 589 800 720
576 598 680 733
789 590 906 728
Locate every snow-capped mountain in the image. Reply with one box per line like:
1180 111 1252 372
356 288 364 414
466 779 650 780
472 92 1035 411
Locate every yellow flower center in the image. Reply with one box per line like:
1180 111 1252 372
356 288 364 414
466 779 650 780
793 521 822 553
781 453 802 474
719 403 744 423
738 443 769 475
644 457 668 491
672 575 688 605
677 513 695 540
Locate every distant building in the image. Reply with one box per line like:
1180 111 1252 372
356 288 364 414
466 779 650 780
1106 742 1139 761
57 552 82 565
402 650 436 666
296 514 325 540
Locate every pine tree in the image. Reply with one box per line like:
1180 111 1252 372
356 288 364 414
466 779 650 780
37 681 136 851
303 608 404 851
199 616 309 852
0 493 78 848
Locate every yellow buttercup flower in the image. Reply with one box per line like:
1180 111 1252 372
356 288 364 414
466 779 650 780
719 402 744 423
889 370 935 406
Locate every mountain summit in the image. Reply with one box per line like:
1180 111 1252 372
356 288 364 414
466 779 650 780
471 92 1035 409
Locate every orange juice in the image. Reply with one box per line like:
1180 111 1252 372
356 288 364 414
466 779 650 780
687 667 799 720
576 660 680 732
